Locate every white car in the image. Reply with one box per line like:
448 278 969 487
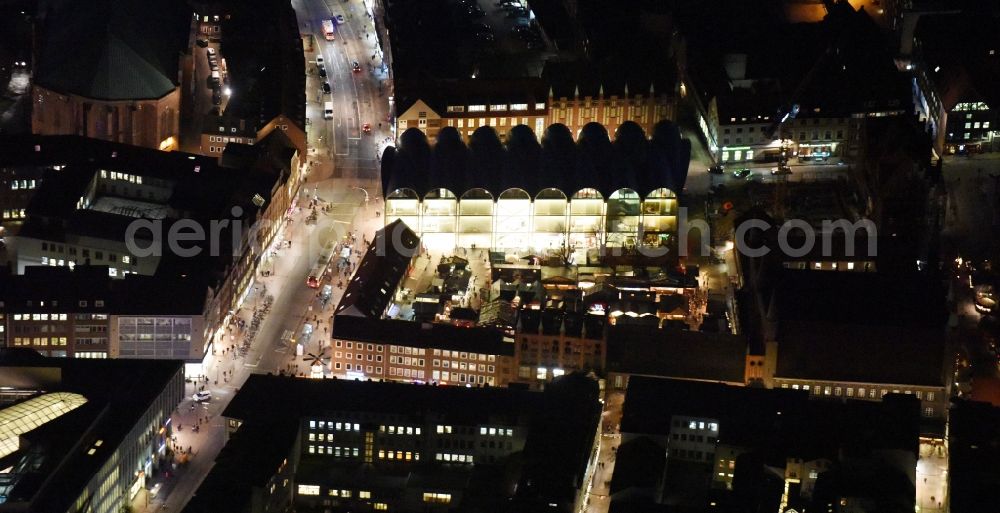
206 47 216 56
193 391 212 402
316 56 324 69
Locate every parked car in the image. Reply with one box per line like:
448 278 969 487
196 39 209 48
336 14 345 23
708 164 725 175
506 7 528 17
465 5 485 17
211 89 222 105
362 123 372 133
207 47 216 56
316 56 324 68
322 82 332 94
733 168 752 179
193 391 212 402
319 67 327 78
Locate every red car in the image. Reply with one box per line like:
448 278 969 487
362 123 372 134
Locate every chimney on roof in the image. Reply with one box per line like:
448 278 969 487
548 86 553 98
574 85 579 98
624 83 629 97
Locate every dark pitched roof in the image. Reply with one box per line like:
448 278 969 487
770 269 946 327
219 0 306 129
335 220 419 318
0 265 209 316
332 315 514 357
767 269 947 387
619 376 809 439
606 325 747 384
775 321 946 386
34 0 188 100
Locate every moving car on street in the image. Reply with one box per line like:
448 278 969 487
709 164 725 175
193 391 212 402
352 61 362 73
733 168 752 179
771 165 792 176
362 123 372 133
336 14 345 24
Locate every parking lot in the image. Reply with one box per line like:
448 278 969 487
453 0 551 56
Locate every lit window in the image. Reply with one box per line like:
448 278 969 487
359 491 371 499
468 105 485 112
535 102 545 109
423 492 452 504
297 484 320 495
510 104 528 111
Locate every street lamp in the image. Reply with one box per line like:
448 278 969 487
351 186 369 204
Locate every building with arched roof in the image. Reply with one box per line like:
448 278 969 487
30 0 190 150
381 121 690 259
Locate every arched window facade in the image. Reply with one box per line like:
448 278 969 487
495 189 531 250
533 188 567 251
422 189 457 249
606 188 640 247
568 188 604 257
457 188 493 249
386 188 419 231
642 188 677 247
385 186 678 255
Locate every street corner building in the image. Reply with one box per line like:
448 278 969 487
0 348 185 513
181 373 602 513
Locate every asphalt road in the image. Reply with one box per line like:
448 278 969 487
295 0 389 181
140 1 392 508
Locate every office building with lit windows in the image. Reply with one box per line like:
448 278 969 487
2 135 290 376
0 348 184 513
613 376 920 513
381 120 690 259
0 265 210 373
184 373 601 513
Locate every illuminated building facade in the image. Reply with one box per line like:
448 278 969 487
193 374 601 513
381 121 690 259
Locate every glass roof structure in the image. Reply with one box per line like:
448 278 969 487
0 392 88 459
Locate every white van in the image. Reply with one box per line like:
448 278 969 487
210 70 221 84
323 102 334 119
